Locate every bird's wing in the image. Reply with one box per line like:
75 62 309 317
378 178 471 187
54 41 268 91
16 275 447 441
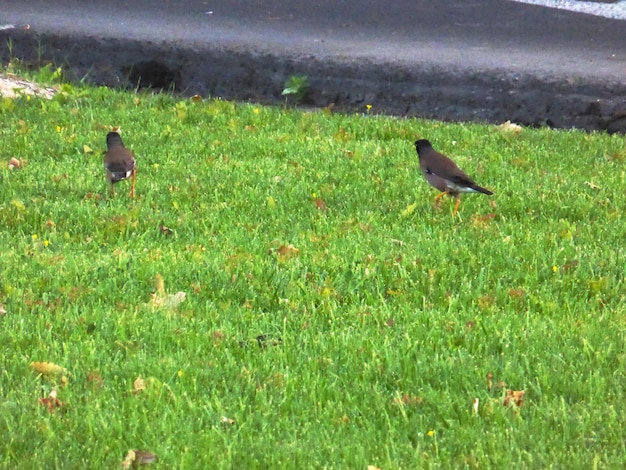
425 151 477 186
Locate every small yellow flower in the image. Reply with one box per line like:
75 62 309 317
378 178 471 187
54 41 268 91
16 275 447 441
178 370 184 378
312 192 317 199
253 108 260 114
31 234 38 241
153 163 159 169
43 240 50 247
366 104 372 111
56 126 61 132
552 265 558 272
427 430 436 437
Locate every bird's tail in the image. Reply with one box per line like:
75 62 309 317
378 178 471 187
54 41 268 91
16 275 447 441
471 184 493 195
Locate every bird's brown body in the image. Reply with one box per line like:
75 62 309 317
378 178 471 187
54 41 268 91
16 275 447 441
415 139 492 216
104 132 136 197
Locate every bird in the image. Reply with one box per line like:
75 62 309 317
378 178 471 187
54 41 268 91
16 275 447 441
104 131 136 197
414 139 492 217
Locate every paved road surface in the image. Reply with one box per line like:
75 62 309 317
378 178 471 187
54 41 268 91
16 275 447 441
1 0 625 130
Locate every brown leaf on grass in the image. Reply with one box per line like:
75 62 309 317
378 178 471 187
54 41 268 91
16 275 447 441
30 361 68 376
276 244 299 258
38 389 64 413
221 416 236 426
150 274 186 309
8 157 21 169
121 449 158 469
385 317 395 327
585 181 601 190
322 102 335 115
314 198 327 210
471 212 496 227
159 225 175 236
562 259 579 272
0 303 6 316
133 376 146 395
473 397 479 413
394 394 423 407
508 288 525 298
503 389 525 408
477 295 495 310
606 151 625 163
161 291 186 308
87 371 103 388
191 94 202 103
497 120 522 134
486 372 493 392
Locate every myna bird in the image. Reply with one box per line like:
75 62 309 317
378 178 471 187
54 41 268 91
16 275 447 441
415 139 492 216
104 131 136 197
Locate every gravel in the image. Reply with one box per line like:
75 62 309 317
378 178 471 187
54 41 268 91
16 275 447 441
511 0 626 19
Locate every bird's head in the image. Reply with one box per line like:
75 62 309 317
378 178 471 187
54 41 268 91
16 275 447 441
414 139 432 155
106 131 124 148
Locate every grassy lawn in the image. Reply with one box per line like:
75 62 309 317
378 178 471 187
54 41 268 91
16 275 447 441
1 77 625 469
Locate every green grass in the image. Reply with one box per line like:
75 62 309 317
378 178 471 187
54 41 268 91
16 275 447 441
0 79 625 469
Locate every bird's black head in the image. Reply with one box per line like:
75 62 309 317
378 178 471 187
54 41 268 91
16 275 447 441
414 139 432 155
106 131 124 148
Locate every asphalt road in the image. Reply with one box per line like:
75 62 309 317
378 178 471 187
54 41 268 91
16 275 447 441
1 0 625 130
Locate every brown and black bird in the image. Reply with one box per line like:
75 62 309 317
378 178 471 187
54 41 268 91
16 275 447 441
415 139 492 216
104 131 136 197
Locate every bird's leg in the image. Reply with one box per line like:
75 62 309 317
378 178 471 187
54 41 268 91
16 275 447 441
129 168 136 198
452 196 461 217
433 191 448 210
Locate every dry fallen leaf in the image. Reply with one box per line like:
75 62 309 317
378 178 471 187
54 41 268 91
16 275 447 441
133 376 146 395
497 120 522 134
471 212 496 227
30 361 68 376
395 394 423 407
221 416 236 426
159 225 175 236
315 198 327 210
276 244 299 257
473 397 479 413
150 274 186 309
88 371 103 388
504 389 525 408
8 157 21 169
122 449 158 469
38 389 64 413
0 303 6 316
162 291 186 308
